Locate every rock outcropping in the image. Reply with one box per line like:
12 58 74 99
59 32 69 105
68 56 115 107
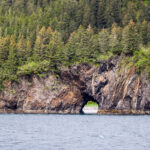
0 57 150 114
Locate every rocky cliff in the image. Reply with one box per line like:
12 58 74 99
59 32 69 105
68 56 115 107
0 57 150 114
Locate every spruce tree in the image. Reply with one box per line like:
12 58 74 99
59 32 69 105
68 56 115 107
47 30 64 69
33 27 49 61
98 28 110 54
140 20 148 45
26 39 32 60
0 37 10 66
4 36 17 80
65 25 84 63
90 0 98 28
97 0 106 29
110 23 122 55
122 2 137 26
75 25 94 62
122 20 140 55
82 3 90 28
17 36 27 65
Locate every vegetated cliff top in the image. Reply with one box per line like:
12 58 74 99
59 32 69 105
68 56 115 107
0 58 150 114
0 0 149 90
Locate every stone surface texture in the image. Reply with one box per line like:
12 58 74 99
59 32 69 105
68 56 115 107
0 57 150 114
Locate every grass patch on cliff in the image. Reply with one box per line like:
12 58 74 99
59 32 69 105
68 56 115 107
17 61 50 76
85 101 98 107
118 48 150 80
133 49 150 78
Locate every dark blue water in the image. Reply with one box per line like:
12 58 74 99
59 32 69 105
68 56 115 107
0 114 150 150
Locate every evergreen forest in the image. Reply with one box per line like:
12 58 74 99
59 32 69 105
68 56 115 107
0 0 150 89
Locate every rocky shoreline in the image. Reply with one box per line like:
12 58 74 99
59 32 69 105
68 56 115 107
0 109 150 115
0 57 150 114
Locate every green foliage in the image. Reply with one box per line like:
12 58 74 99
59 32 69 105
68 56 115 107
17 60 50 76
0 0 149 89
122 20 140 55
96 52 113 62
140 20 149 45
65 25 98 64
133 49 150 79
110 23 122 55
98 28 110 54
85 101 98 107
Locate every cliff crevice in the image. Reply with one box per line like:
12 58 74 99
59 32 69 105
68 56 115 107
0 57 150 114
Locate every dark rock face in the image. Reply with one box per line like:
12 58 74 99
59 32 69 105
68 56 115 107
0 57 150 114
0 74 84 114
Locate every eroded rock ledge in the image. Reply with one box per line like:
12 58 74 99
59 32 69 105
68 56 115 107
0 57 150 114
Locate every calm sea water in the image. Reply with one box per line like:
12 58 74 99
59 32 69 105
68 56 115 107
0 114 150 150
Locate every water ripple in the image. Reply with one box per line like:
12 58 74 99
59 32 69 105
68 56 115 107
0 115 150 150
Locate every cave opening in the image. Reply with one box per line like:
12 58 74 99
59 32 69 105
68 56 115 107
81 94 99 114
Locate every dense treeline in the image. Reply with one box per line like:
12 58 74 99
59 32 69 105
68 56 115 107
0 0 150 89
